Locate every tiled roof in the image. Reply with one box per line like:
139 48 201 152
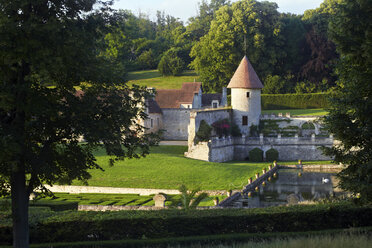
155 82 201 108
147 98 162 114
227 56 264 89
202 93 222 107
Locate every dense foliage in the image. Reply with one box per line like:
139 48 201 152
0 203 371 244
98 0 340 93
322 0 372 202
0 1 159 246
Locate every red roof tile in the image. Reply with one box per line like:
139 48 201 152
155 82 201 108
227 56 263 89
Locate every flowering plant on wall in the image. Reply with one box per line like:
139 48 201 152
212 119 231 137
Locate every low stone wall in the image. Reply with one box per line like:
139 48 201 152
185 135 334 162
78 205 164 211
45 185 180 196
184 141 210 161
45 185 227 196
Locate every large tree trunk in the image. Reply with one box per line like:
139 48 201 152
11 170 30 248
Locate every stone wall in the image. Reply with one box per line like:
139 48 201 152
185 134 334 162
45 185 180 196
162 109 191 140
188 108 231 147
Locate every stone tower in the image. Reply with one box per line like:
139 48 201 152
227 56 264 135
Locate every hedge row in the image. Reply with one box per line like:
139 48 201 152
261 93 330 110
1 203 371 244
30 200 78 212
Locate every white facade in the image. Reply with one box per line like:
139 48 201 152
231 88 261 134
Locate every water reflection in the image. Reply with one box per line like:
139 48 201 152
233 169 340 208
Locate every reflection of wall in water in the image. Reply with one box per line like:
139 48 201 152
236 170 337 208
265 171 335 196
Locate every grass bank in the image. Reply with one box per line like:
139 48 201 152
24 229 372 248
71 146 332 190
127 70 199 89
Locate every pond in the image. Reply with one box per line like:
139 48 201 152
230 169 342 208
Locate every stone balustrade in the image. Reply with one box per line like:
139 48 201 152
185 134 334 162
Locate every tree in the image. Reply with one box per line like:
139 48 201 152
300 0 339 86
185 0 231 42
190 0 284 92
158 48 185 76
137 49 157 69
322 0 372 202
0 1 159 247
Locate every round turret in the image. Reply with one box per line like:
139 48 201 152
227 56 263 135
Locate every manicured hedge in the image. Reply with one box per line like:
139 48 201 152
30 200 78 212
249 148 264 162
1 203 370 245
261 93 329 110
266 149 279 162
1 203 371 245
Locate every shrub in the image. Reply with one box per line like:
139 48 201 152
30 200 78 211
212 119 230 137
196 120 212 142
249 124 259 137
249 148 263 162
230 123 241 137
301 122 315 129
0 203 371 245
261 93 329 110
211 119 241 137
266 148 279 162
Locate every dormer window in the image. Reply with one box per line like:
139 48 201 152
212 100 219 108
246 92 250 98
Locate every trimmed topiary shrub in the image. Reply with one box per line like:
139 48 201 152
266 148 279 162
249 148 263 162
30 200 78 211
196 120 212 142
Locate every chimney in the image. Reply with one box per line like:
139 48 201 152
221 87 227 107
146 87 156 100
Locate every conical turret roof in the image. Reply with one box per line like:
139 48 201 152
227 56 263 89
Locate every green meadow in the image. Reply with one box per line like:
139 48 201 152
126 70 200 89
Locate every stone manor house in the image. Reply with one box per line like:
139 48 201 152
143 56 334 162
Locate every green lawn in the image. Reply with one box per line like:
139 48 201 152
70 146 332 190
126 70 200 89
262 108 328 116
